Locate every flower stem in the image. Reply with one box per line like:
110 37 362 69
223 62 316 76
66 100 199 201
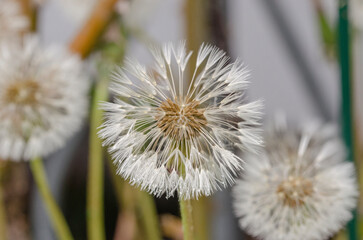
0 164 7 240
191 198 209 240
30 157 73 240
69 0 120 58
87 77 109 240
0 186 6 240
107 154 161 240
136 191 161 240
180 199 195 240
338 1 358 240
19 0 37 32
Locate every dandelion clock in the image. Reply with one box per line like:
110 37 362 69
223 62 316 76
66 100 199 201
232 118 358 240
99 42 263 199
0 36 89 161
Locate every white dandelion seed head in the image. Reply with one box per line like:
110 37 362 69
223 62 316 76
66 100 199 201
99 42 263 199
232 118 358 240
0 36 89 161
0 0 29 40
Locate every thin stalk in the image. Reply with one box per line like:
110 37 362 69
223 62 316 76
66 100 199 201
69 0 120 58
108 155 161 240
313 0 336 58
30 158 73 240
107 156 130 209
106 118 161 240
184 1 211 239
333 230 348 240
107 155 138 240
179 199 195 240
0 164 7 240
136 191 161 240
87 77 109 240
19 0 37 32
191 198 209 240
338 1 358 240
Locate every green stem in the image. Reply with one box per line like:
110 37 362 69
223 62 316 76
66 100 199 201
136 192 161 240
87 78 109 240
0 166 7 240
191 198 209 240
315 0 336 58
338 1 358 240
30 158 73 240
180 199 195 240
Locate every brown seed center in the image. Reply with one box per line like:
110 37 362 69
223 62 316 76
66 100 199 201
155 98 207 140
4 80 40 105
276 176 313 208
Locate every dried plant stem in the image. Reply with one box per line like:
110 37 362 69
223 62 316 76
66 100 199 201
136 191 161 240
160 214 183 240
0 165 7 240
113 211 136 240
107 156 137 239
180 199 195 240
30 157 73 240
87 77 109 240
108 155 161 240
107 156 130 209
69 0 120 58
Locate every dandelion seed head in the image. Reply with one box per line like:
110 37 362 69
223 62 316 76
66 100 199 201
100 42 263 199
0 36 89 161
232 118 358 240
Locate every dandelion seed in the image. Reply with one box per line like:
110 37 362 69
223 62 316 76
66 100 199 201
232 118 358 240
99 42 263 199
0 36 89 161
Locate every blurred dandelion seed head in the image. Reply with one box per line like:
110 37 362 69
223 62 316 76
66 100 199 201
4 79 40 105
0 0 29 40
232 119 359 240
0 36 89 161
276 175 313 208
99 42 263 199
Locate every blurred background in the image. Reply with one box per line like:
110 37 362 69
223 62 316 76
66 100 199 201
2 0 362 239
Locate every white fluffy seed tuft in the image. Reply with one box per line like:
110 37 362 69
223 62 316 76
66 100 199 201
0 36 89 161
99 42 263 199
232 118 359 240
